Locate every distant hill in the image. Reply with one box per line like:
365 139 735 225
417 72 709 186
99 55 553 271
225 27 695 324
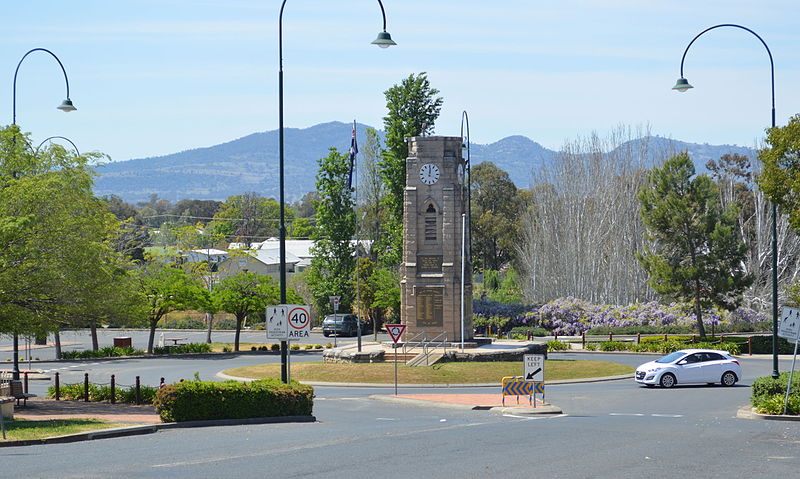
93 121 757 203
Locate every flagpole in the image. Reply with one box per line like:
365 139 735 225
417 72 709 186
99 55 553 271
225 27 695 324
352 120 363 352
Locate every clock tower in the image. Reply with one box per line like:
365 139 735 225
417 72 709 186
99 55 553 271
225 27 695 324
400 136 472 342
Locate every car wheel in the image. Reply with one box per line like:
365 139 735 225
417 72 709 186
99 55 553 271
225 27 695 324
721 371 738 386
659 373 676 388
323 332 329 337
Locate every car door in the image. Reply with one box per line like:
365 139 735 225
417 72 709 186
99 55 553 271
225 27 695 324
676 353 705 383
697 352 726 382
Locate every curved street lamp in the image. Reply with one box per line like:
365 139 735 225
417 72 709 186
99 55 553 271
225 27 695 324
9 48 77 381
36 136 81 157
13 48 77 125
277 0 395 382
673 24 779 378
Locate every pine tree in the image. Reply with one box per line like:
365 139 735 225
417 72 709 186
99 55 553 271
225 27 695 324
637 152 753 336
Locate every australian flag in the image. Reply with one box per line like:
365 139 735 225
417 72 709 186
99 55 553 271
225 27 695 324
348 122 358 190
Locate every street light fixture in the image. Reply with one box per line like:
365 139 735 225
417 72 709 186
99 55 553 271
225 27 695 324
673 23 779 378
9 48 77 381
277 0 395 383
13 48 77 125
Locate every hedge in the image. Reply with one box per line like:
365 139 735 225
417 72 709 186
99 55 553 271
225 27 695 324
152 378 314 422
751 373 800 415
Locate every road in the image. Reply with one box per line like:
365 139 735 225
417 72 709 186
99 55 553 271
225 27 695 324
0 328 385 363
4 351 800 477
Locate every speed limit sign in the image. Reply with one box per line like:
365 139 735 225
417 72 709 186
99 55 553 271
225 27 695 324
287 305 311 339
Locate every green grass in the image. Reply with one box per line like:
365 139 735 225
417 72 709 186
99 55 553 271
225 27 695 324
0 418 129 442
225 359 633 384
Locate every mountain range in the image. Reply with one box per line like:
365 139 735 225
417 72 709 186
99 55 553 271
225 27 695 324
92 121 758 204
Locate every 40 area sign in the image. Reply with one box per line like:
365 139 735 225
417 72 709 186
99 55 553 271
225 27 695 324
287 305 311 339
267 305 312 340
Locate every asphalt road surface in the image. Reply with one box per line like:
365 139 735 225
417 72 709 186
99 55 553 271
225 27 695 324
4 352 800 477
0 328 386 363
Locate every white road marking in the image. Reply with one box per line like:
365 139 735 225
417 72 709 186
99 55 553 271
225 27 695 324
610 413 683 418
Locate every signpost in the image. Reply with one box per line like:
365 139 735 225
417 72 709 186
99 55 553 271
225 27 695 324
386 324 406 395
780 306 800 414
329 296 341 347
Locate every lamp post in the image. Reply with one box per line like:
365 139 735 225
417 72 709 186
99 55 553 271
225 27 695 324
673 24 779 378
460 111 471 351
277 0 395 383
9 48 77 382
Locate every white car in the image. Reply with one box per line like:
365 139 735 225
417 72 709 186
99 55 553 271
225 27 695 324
634 349 742 388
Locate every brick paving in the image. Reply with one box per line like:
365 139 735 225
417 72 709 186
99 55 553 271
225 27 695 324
394 393 545 408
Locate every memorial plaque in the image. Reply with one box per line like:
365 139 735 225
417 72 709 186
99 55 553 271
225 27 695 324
418 255 443 273
416 287 443 327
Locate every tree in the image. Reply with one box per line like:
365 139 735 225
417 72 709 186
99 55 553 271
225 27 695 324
379 73 443 264
518 128 659 305
170 199 222 224
0 125 134 351
209 192 287 242
214 272 293 351
637 152 753 336
758 114 800 229
471 162 528 271
307 148 356 315
359 127 388 262
134 259 204 353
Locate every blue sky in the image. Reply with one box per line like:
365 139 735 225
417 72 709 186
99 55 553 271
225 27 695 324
1 0 798 162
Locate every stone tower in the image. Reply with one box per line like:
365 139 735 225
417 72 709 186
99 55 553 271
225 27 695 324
400 136 472 342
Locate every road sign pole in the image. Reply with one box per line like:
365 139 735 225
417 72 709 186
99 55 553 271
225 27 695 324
394 343 398 396
783 323 800 414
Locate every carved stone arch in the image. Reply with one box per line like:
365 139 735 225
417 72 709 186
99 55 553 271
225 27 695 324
421 197 440 215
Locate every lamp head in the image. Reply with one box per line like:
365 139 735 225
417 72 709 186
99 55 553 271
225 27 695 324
371 31 396 49
57 99 77 112
672 78 693 92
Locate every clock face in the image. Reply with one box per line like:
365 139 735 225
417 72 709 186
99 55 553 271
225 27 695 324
419 163 440 185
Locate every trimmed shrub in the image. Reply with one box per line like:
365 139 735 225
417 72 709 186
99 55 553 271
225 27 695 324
270 343 281 351
751 373 800 415
48 382 158 404
61 346 143 359
152 378 314 422
153 342 212 355
546 340 569 351
509 326 548 337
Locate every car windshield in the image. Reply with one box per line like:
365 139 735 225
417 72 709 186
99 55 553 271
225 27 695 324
655 351 686 364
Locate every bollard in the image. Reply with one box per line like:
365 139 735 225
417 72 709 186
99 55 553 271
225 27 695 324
609 333 613 342
692 335 696 344
664 334 668 341
748 336 753 356
84 373 90 402
24 371 29 393
55 372 60 401
636 333 641 344
110 374 116 404
135 376 141 405
554 333 558 341
582 332 586 348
